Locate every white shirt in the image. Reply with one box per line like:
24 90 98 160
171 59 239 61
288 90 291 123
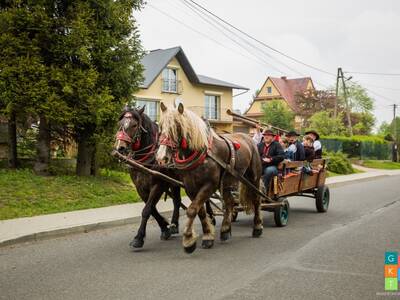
313 140 322 151
253 131 263 144
287 144 297 153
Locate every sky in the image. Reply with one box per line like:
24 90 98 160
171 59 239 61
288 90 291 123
134 0 400 127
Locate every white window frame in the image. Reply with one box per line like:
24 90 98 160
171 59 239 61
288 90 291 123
135 99 159 121
204 94 220 120
267 86 272 94
162 68 178 93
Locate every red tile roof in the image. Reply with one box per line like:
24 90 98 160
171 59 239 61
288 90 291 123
261 77 314 112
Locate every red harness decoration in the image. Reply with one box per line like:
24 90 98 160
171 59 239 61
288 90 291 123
132 139 141 150
232 141 241 150
116 130 157 164
116 131 132 143
135 131 158 163
160 134 212 171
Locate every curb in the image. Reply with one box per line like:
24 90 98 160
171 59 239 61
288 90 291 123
0 173 395 248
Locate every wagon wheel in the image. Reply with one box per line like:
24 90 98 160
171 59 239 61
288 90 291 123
315 185 330 213
274 198 289 227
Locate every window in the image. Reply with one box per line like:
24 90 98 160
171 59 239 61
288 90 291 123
267 86 272 94
162 68 177 92
204 95 220 120
136 99 159 121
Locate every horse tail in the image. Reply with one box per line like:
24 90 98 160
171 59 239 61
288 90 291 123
238 139 262 214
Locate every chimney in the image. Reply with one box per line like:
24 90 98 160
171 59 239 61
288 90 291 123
281 76 287 80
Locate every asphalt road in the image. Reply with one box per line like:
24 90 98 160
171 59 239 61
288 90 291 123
1 176 400 300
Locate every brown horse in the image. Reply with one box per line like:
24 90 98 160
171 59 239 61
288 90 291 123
115 106 182 249
156 102 263 253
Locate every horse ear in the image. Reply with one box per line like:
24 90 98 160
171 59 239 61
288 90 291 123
138 105 145 115
178 103 184 114
160 102 167 112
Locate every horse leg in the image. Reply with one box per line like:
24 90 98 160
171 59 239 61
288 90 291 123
130 184 168 249
252 195 263 238
205 200 216 226
170 186 181 234
198 205 215 249
182 183 214 254
220 188 234 241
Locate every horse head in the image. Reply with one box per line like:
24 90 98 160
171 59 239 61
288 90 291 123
156 102 209 166
115 105 145 155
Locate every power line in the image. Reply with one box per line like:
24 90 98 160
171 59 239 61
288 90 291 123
179 0 303 77
186 0 337 77
179 0 332 89
344 71 400 76
146 3 279 73
176 0 287 74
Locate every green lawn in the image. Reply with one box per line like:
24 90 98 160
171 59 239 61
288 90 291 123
0 169 140 220
362 160 400 170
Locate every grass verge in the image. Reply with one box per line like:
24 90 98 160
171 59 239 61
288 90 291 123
361 160 400 170
0 169 140 220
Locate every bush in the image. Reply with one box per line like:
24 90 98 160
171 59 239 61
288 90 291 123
324 151 354 175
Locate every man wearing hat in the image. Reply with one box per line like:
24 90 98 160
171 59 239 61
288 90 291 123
255 128 285 193
305 130 322 159
286 131 305 161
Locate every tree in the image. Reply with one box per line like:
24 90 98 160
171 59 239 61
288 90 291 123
62 0 144 176
349 112 375 135
307 111 345 136
344 82 374 113
0 2 55 171
295 89 338 123
262 100 295 130
1 1 144 176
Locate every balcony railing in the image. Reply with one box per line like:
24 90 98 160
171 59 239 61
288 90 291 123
186 106 232 122
161 79 182 94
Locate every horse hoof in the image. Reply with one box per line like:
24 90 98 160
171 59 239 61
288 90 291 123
201 239 214 249
130 238 144 249
170 224 179 235
160 228 171 240
184 242 197 254
252 228 263 238
220 231 231 241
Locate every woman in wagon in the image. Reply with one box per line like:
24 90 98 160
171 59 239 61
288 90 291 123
305 130 322 159
253 128 285 192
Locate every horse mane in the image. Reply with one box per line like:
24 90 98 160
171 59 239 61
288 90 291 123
139 112 158 146
160 107 209 151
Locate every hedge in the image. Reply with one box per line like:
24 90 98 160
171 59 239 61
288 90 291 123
320 135 392 160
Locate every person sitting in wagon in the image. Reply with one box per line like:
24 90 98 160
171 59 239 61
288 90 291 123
254 128 284 192
285 131 305 161
305 130 322 159
302 134 315 175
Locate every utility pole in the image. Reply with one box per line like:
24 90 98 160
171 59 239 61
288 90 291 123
338 68 353 136
334 68 340 118
392 104 398 162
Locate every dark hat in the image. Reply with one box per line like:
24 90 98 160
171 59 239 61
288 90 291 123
286 131 300 137
305 130 320 140
262 129 275 136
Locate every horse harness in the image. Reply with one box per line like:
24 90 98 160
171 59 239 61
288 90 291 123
116 125 158 166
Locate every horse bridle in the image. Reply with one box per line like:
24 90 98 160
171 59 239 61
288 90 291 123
116 112 157 164
159 132 212 170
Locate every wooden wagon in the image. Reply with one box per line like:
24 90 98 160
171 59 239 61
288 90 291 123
209 158 330 227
